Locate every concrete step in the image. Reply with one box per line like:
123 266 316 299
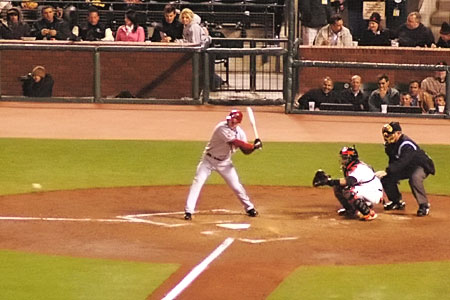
430 11 450 26
438 0 450 10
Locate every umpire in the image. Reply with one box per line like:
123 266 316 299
375 122 435 216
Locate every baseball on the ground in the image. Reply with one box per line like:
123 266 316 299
32 183 42 189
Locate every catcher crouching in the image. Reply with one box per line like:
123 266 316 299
312 146 383 221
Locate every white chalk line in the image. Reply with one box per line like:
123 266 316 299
162 237 235 300
0 209 243 228
239 237 299 244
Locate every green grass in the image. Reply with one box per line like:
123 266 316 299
268 261 450 300
0 139 449 195
0 249 179 300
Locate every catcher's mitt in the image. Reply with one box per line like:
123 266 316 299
312 169 330 187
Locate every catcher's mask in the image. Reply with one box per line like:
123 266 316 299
226 109 243 123
340 146 359 168
382 122 402 144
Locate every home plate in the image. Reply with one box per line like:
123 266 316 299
216 223 251 230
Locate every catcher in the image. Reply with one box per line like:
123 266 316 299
313 146 383 221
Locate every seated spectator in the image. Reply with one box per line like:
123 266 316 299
179 8 208 45
115 9 145 42
0 7 31 40
421 61 447 98
395 12 434 47
21 66 54 97
298 76 339 109
408 80 434 112
399 92 413 106
79 7 113 41
150 4 183 43
436 22 450 48
358 12 391 46
32 6 71 40
434 94 446 114
339 75 368 111
368 74 400 112
314 14 353 47
298 0 331 45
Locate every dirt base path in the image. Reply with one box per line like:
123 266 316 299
1 102 449 299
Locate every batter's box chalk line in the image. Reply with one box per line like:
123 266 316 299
0 208 247 228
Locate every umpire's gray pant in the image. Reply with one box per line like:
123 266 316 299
409 167 429 206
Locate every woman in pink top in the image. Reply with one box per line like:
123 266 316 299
115 9 145 42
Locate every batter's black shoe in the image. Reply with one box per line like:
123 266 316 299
417 203 430 217
184 212 192 220
246 208 258 217
384 200 406 211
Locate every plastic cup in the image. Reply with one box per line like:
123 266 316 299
381 104 388 113
438 105 445 113
308 101 315 111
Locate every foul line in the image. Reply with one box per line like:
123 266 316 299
162 237 235 300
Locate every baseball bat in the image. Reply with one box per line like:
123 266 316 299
246 107 259 139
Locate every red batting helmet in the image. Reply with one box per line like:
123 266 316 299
226 109 243 123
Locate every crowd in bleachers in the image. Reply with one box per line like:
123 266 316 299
297 62 447 114
299 0 450 48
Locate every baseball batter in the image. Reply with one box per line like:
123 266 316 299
313 146 383 221
184 110 262 220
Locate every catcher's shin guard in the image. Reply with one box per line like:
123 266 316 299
353 198 371 216
333 186 354 212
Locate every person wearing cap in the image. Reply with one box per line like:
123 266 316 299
436 22 450 48
375 122 435 216
31 5 71 40
183 110 262 221
0 7 31 40
314 14 353 47
21 66 54 97
420 61 447 98
394 12 434 47
359 12 391 46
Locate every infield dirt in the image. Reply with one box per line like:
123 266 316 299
0 103 449 299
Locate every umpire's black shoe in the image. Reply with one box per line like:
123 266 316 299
184 212 192 220
417 203 430 217
384 200 406 211
246 208 258 217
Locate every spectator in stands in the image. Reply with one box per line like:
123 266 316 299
368 74 400 112
298 76 339 110
298 0 331 45
395 12 434 47
0 7 31 40
32 6 71 40
21 65 54 97
179 8 208 45
79 7 113 41
150 4 183 43
339 75 368 111
314 14 353 47
436 22 450 48
399 92 413 106
115 9 145 42
359 12 391 46
421 61 447 98
434 94 446 113
408 80 434 113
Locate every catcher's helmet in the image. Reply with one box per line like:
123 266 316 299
226 109 243 123
382 122 402 143
340 146 359 168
